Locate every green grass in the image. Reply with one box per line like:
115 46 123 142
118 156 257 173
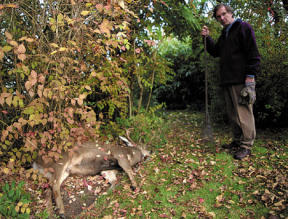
81 111 288 218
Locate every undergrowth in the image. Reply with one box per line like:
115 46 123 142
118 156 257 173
88 111 288 218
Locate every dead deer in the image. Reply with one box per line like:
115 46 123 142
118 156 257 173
33 135 150 216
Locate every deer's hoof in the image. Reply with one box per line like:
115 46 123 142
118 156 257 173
59 213 65 219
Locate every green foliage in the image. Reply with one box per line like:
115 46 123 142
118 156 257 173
0 181 31 218
156 36 204 110
110 111 168 148
147 0 201 38
255 28 288 126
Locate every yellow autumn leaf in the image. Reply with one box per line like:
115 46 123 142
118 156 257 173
77 98 83 106
15 205 20 212
21 207 26 213
27 155 32 163
25 38 34 43
58 47 67 52
3 167 9 174
50 50 58 55
68 40 76 46
32 173 37 181
16 151 21 158
79 93 87 100
50 43 59 48
91 71 97 77
85 85 91 90
274 200 285 207
81 10 90 16
26 172 31 178
118 0 125 9
19 37 33 44
208 212 216 218
6 4 18 8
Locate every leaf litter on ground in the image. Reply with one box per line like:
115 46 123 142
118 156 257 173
6 110 287 218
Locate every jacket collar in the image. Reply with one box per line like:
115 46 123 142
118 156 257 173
222 18 242 37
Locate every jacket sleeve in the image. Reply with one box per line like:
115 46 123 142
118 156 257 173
241 23 261 75
205 36 220 58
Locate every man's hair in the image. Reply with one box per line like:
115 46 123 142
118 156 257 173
213 3 234 19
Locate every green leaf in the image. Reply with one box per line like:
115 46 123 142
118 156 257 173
8 190 15 198
2 46 13 52
23 107 35 115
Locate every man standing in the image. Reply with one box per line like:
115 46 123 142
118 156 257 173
201 3 261 159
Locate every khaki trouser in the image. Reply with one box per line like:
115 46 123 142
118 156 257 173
223 84 256 148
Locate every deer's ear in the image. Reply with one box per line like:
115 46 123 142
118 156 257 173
119 136 134 147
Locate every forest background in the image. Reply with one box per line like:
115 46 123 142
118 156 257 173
0 0 287 217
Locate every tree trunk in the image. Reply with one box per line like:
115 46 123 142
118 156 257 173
137 74 144 113
146 50 157 111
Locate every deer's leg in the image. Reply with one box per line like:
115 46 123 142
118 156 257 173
117 159 137 190
52 167 70 215
44 187 54 217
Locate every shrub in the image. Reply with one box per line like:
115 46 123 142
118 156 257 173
0 181 31 219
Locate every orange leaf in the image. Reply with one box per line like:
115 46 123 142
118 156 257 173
25 38 34 43
38 74 45 84
91 71 97 77
37 88 43 98
6 95 12 106
99 19 112 35
77 98 83 106
17 44 26 54
31 70 37 78
29 90 35 97
13 122 22 131
0 49 4 61
18 54 26 61
67 118 74 124
25 81 32 91
8 40 18 47
5 4 18 8
0 96 4 105
71 99 76 106
96 4 103 12
5 31 12 40
1 130 9 141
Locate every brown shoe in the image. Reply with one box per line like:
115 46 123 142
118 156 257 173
222 141 240 149
234 147 251 160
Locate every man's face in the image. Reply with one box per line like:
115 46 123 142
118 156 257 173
215 6 234 27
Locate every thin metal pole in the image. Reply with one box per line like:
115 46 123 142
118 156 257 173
203 36 213 140
204 36 209 126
